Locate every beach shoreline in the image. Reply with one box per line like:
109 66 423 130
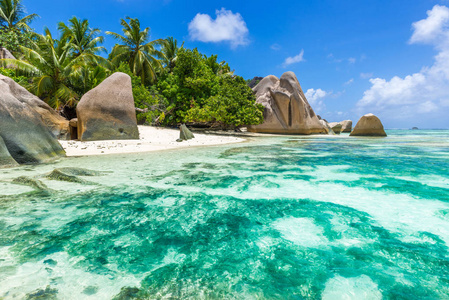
59 125 247 157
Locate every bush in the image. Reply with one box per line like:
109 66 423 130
0 29 33 57
0 67 28 86
156 48 264 129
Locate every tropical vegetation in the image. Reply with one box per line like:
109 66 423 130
0 0 37 54
0 1 264 129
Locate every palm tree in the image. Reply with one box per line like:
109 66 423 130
161 36 183 73
205 54 233 76
0 0 38 31
106 17 165 83
0 29 84 109
58 17 106 58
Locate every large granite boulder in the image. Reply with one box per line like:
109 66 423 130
350 113 387 137
76 72 139 141
328 122 342 134
247 72 326 135
319 119 335 135
0 78 66 165
0 75 69 139
340 120 352 132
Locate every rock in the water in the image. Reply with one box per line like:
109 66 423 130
45 169 96 184
25 285 58 300
412 127 419 130
340 120 352 132
328 122 343 134
179 124 195 141
0 77 66 164
112 287 140 300
247 72 326 135
0 135 18 168
0 75 69 139
350 113 387 137
76 72 139 141
56 167 104 176
12 176 49 191
319 120 335 135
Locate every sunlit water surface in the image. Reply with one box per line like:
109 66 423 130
0 130 448 299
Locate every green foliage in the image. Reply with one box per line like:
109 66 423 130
161 36 183 73
0 0 38 31
0 28 32 55
153 48 264 128
116 62 167 124
0 66 26 84
186 76 264 127
107 17 165 84
0 0 37 56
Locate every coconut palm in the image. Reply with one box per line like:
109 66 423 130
106 17 165 83
0 29 86 109
58 17 106 58
161 36 183 73
205 54 233 76
0 0 38 31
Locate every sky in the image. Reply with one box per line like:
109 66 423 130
22 0 449 129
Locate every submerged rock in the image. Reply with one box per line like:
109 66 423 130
0 75 66 165
178 124 195 142
76 72 139 141
56 167 105 176
112 287 140 300
247 72 326 135
12 176 49 191
0 135 18 168
25 285 58 300
350 113 387 137
45 169 96 184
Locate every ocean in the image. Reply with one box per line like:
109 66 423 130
0 130 448 299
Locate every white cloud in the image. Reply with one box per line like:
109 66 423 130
360 72 373 79
357 5 449 127
348 57 356 64
305 88 329 112
282 50 305 68
344 78 354 85
270 43 281 51
188 8 249 48
410 5 449 46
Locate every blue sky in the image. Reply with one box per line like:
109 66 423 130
23 0 449 128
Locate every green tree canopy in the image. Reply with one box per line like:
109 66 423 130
58 17 106 58
106 17 165 84
0 0 37 55
161 36 183 73
0 29 89 109
0 0 38 31
150 48 263 128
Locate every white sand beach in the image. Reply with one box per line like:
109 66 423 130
59 125 246 156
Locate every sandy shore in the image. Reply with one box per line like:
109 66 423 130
59 126 246 157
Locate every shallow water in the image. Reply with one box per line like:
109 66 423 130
0 130 448 299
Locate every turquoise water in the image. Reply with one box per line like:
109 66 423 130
0 130 449 299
